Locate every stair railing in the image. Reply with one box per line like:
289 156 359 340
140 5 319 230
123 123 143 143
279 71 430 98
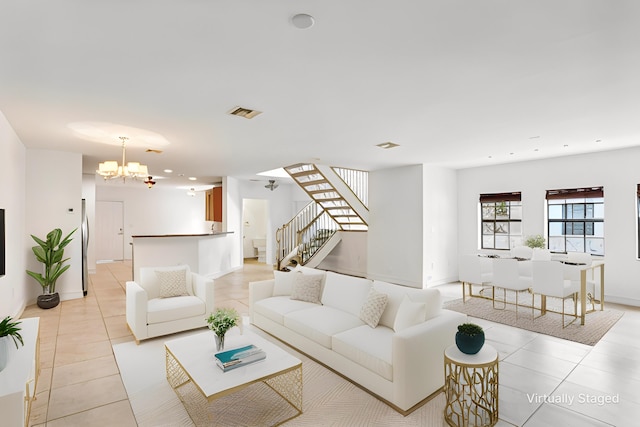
331 167 368 208
276 202 339 269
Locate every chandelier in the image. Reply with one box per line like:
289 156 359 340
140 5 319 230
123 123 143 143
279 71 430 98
96 136 152 184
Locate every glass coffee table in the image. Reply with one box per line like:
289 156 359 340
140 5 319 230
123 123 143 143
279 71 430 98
165 329 302 426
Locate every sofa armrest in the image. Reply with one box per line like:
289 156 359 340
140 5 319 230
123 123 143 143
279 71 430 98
392 309 467 409
191 272 215 313
249 279 275 323
126 281 149 343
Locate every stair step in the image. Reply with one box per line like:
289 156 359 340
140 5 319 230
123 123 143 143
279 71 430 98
299 179 329 186
290 169 319 178
308 189 337 195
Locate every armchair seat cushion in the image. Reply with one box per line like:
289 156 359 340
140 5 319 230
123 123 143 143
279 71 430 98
147 295 206 324
332 325 394 380
284 306 365 348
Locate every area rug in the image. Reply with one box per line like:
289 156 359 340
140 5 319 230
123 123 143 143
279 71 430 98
444 297 623 346
113 327 447 426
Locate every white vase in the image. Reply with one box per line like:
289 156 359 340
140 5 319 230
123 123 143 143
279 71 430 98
0 335 11 372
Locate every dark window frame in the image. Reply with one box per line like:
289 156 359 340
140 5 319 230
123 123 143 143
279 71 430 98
480 192 522 251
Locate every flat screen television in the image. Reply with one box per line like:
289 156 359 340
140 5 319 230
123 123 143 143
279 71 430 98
0 208 5 277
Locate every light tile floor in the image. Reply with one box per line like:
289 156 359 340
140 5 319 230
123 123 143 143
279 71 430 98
19 261 640 426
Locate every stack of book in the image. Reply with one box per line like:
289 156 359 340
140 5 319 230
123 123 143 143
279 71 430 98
214 344 266 372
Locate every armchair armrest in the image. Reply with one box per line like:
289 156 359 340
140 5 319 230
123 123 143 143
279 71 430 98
191 272 214 313
249 279 275 323
126 281 149 343
392 309 466 410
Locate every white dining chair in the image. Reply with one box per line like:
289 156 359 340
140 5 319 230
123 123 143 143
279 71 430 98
510 245 533 260
532 260 579 328
564 251 597 308
459 254 493 302
491 258 533 319
531 248 551 261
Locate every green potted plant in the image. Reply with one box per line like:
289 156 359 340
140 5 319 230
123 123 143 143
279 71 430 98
206 307 240 351
0 316 24 371
26 227 77 309
524 234 546 249
455 323 485 355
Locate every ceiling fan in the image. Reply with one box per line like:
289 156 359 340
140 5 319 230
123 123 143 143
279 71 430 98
265 179 279 191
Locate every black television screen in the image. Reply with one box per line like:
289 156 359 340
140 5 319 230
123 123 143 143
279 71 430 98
0 208 4 277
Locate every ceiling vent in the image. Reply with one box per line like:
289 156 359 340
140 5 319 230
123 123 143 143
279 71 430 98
145 149 163 154
228 106 262 119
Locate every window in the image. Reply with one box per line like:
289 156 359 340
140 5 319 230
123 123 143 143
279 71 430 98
480 192 522 250
546 187 604 255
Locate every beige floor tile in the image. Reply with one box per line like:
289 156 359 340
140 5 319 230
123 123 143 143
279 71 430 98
29 390 50 426
51 355 119 389
46 400 136 427
56 324 109 345
104 314 132 339
47 374 128 421
36 367 53 394
53 339 113 366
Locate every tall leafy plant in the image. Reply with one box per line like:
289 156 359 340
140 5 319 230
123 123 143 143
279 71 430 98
26 228 77 294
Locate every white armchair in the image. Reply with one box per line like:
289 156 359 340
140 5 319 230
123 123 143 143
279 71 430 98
126 265 214 343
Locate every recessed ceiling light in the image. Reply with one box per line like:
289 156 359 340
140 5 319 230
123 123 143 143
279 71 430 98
563 144 569 148
228 106 262 119
164 169 173 173
595 139 602 143
534 148 539 152
188 177 197 181
291 13 315 29
376 142 400 149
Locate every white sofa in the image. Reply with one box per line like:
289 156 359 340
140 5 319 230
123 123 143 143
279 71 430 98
126 265 214 343
249 267 466 413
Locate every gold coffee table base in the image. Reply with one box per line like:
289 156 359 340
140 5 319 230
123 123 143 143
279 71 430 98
166 349 303 426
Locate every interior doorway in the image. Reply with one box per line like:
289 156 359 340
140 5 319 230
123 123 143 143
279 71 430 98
242 199 269 263
95 200 124 261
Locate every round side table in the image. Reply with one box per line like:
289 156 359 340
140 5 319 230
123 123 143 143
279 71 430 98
444 344 499 427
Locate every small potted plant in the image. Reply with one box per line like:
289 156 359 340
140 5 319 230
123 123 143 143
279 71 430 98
524 234 546 249
206 307 240 351
26 227 76 309
0 316 24 371
455 323 485 355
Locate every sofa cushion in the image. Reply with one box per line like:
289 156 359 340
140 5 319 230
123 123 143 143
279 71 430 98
393 295 427 332
359 288 388 328
273 271 296 296
373 280 442 329
290 272 323 304
147 295 205 324
284 306 365 348
332 325 394 381
156 268 188 298
253 296 318 325
321 271 373 317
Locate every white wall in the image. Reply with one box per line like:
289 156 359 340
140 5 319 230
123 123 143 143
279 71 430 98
26 149 83 303
96 184 206 259
423 166 458 287
458 147 640 306
317 231 368 277
368 165 424 287
0 111 27 318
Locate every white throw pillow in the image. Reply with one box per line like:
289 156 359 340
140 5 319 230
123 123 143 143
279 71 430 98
359 288 388 328
273 271 296 296
393 295 426 332
290 272 323 304
156 269 188 298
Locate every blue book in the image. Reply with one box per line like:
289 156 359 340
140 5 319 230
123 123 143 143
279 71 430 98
214 344 266 371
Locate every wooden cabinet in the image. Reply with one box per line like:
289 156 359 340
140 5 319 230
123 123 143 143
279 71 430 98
0 317 40 427
205 187 222 222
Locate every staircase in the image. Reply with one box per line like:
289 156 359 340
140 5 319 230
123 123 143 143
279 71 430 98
275 164 368 270
284 164 368 230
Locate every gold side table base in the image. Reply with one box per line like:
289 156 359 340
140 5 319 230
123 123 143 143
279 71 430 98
166 350 303 426
444 346 499 427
